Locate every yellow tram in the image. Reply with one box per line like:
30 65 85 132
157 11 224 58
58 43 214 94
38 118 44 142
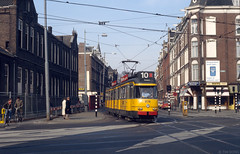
105 71 158 120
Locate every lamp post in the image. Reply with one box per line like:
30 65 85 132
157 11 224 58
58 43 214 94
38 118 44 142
44 0 50 120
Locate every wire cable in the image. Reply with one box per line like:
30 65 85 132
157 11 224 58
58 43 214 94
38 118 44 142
47 0 182 19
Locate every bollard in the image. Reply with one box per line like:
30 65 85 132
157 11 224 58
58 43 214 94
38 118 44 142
0 108 5 124
95 94 98 117
168 93 170 116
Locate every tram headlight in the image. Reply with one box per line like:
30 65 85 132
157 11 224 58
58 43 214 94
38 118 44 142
138 108 143 110
146 104 150 108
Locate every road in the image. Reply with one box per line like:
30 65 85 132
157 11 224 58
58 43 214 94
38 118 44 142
0 110 240 154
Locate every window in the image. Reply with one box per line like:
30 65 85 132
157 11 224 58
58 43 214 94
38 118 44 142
237 61 240 80
233 0 240 6
236 16 240 35
237 41 240 57
30 71 34 93
18 19 23 48
30 27 34 53
40 74 43 96
25 24 29 50
25 69 28 94
192 61 199 81
134 86 157 99
191 39 198 58
191 18 198 34
4 64 9 92
206 39 217 57
206 16 216 35
41 35 44 58
17 67 22 94
37 32 39 56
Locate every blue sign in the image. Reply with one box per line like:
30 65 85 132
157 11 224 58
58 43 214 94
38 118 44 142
210 66 216 76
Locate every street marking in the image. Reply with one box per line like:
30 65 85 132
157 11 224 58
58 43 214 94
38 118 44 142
116 127 223 152
0 124 139 148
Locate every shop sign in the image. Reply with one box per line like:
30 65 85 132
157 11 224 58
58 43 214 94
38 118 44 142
206 82 227 86
79 88 85 91
206 61 220 82
188 81 200 86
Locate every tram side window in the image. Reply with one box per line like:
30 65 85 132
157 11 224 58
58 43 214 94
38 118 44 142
115 89 118 100
130 85 133 99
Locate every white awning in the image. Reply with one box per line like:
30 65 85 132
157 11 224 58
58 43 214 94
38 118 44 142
206 92 229 97
180 88 192 97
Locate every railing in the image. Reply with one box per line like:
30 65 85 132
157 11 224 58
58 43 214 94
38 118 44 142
0 92 81 120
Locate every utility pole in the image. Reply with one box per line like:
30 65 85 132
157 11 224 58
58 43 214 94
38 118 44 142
44 0 50 120
84 30 88 112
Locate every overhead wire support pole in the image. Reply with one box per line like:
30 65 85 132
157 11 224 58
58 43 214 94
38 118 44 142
44 0 50 120
84 30 88 112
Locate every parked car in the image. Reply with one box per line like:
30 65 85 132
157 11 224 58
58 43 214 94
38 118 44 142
161 101 170 110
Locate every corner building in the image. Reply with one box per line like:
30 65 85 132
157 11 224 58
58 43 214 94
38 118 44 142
158 0 240 110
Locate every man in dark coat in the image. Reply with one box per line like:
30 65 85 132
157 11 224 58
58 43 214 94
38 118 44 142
65 97 71 119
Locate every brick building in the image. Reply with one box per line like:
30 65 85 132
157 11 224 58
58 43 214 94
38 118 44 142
78 43 108 103
0 0 78 110
157 0 240 110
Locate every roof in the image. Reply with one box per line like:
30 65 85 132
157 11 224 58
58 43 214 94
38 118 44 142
0 47 13 57
189 0 233 7
0 0 13 6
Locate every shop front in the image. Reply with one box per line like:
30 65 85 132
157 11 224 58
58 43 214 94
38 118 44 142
205 82 229 111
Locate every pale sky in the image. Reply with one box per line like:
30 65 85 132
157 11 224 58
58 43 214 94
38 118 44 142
33 0 190 74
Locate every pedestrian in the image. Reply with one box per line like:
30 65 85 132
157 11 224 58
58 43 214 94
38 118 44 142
3 98 13 125
62 98 66 119
65 97 71 119
14 96 23 122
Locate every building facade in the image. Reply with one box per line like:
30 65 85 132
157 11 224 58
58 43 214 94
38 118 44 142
158 0 240 110
0 0 78 110
78 43 109 103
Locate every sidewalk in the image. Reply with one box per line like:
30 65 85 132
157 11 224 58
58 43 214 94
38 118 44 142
31 110 105 124
159 108 240 119
0 110 106 127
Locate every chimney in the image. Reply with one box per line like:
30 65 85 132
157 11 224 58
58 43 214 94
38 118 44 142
48 26 52 33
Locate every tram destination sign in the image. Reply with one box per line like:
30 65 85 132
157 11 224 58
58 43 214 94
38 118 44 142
137 72 155 82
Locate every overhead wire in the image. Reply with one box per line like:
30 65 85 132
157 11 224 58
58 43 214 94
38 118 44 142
47 0 182 19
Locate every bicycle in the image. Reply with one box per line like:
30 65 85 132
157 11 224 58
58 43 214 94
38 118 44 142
15 108 23 122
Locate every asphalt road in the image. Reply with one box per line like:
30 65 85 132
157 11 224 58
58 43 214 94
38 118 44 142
0 110 240 154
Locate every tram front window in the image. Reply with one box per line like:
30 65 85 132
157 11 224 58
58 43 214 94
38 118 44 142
135 86 157 99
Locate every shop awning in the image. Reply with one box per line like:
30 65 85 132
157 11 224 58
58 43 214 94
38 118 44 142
180 88 192 97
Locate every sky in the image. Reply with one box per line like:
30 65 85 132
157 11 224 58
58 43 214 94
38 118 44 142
33 0 190 75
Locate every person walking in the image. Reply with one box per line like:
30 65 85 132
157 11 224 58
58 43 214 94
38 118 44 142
3 98 13 125
14 96 23 122
62 98 66 119
65 97 71 119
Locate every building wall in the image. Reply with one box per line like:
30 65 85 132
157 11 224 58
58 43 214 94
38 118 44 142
0 0 78 107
